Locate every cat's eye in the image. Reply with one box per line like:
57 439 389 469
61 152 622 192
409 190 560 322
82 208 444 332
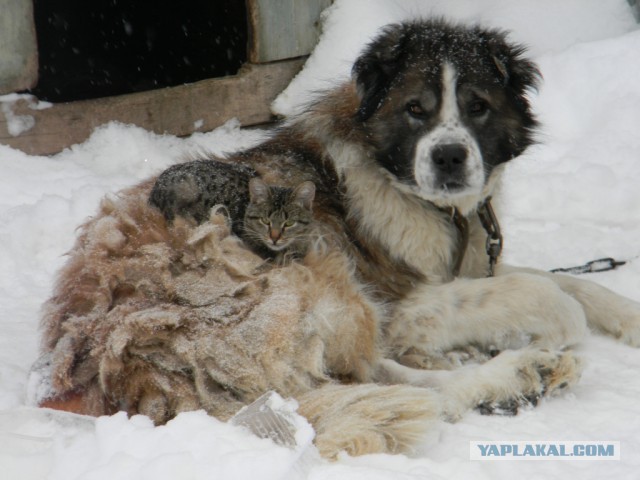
284 220 296 228
260 218 271 225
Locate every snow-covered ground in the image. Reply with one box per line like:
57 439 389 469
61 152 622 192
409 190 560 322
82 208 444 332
1 1 640 478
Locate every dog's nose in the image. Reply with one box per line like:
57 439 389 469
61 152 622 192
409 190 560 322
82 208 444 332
431 144 467 174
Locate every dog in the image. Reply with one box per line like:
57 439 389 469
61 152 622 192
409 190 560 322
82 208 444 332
35 19 640 459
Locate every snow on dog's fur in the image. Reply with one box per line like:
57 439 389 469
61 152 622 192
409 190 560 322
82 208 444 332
35 19 640 458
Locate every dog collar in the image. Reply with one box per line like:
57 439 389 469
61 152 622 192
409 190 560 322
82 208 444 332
441 197 503 277
447 207 469 278
477 197 503 277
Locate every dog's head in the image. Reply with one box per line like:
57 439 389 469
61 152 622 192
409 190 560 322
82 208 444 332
352 19 539 205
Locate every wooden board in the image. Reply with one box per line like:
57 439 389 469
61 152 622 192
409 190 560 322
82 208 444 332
631 0 640 21
0 59 305 156
248 0 333 63
0 0 38 94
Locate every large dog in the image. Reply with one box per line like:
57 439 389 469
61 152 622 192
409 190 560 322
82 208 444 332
36 19 640 458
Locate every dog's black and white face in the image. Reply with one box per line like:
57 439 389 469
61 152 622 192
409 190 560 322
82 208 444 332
353 20 539 204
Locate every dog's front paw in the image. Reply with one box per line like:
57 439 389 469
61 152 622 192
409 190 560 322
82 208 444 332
437 348 582 421
476 396 536 416
473 348 582 416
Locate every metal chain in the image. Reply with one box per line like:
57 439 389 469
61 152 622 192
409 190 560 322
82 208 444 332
550 257 626 275
477 197 503 277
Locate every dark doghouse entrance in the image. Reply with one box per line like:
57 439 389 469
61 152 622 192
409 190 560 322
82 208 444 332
1 0 330 155
30 0 248 102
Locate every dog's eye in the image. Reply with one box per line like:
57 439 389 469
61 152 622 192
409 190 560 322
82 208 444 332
406 102 427 118
468 99 489 117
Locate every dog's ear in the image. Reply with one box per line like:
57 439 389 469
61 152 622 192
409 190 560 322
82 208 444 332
487 34 541 95
352 24 408 121
486 33 540 154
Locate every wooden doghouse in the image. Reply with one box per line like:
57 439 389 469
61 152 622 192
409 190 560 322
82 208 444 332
0 0 332 155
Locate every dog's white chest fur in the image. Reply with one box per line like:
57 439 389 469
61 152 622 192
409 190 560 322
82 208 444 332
331 142 456 281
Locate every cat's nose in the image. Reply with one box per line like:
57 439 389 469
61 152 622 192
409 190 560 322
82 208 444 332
269 228 282 244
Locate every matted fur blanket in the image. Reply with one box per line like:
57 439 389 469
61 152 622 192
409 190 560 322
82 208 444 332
36 178 436 457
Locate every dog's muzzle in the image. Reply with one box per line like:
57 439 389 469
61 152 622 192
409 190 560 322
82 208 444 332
414 131 485 199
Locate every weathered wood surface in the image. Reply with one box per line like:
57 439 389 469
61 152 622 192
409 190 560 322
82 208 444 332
248 0 332 63
0 59 305 156
0 0 38 94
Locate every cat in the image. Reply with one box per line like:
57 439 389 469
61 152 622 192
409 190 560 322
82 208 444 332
243 176 316 263
149 159 316 263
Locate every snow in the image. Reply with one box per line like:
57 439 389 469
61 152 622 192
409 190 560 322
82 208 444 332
272 0 638 115
1 0 640 478
0 95 52 137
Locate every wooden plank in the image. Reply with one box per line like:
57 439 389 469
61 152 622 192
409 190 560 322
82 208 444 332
630 0 640 21
0 59 305 156
0 0 38 93
248 0 332 63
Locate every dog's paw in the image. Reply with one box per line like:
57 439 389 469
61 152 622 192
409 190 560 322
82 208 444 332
443 346 494 366
473 348 581 416
572 281 640 347
616 305 640 347
398 346 493 371
592 300 640 347
476 395 538 416
619 327 640 348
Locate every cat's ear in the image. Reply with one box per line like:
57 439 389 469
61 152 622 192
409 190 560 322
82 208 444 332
248 178 270 204
292 181 315 210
